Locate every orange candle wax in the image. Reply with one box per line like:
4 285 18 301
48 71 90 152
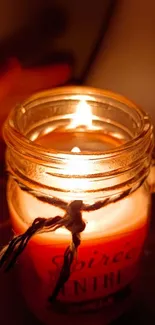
7 128 150 314
4 88 153 324
7 176 150 320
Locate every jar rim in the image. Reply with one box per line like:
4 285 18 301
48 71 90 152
3 86 153 161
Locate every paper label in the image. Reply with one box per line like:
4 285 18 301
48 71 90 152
38 226 147 312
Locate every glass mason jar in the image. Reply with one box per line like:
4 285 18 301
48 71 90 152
3 87 154 325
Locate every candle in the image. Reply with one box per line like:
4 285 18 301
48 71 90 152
3 87 154 324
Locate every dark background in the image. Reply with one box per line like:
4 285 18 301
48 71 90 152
0 0 155 323
0 0 114 81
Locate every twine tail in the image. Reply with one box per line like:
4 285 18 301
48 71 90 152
49 232 81 302
0 235 23 271
0 216 63 272
0 218 46 272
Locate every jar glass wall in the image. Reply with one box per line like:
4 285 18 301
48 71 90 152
3 87 154 324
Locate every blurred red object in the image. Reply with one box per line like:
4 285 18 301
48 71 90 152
0 58 71 237
0 58 71 160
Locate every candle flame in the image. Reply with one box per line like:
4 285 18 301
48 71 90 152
71 146 81 153
60 101 93 191
61 144 92 191
70 100 92 129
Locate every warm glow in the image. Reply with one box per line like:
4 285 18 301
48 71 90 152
70 100 92 129
71 146 81 153
60 145 92 191
54 101 93 191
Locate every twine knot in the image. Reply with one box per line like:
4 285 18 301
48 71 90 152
64 200 86 234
